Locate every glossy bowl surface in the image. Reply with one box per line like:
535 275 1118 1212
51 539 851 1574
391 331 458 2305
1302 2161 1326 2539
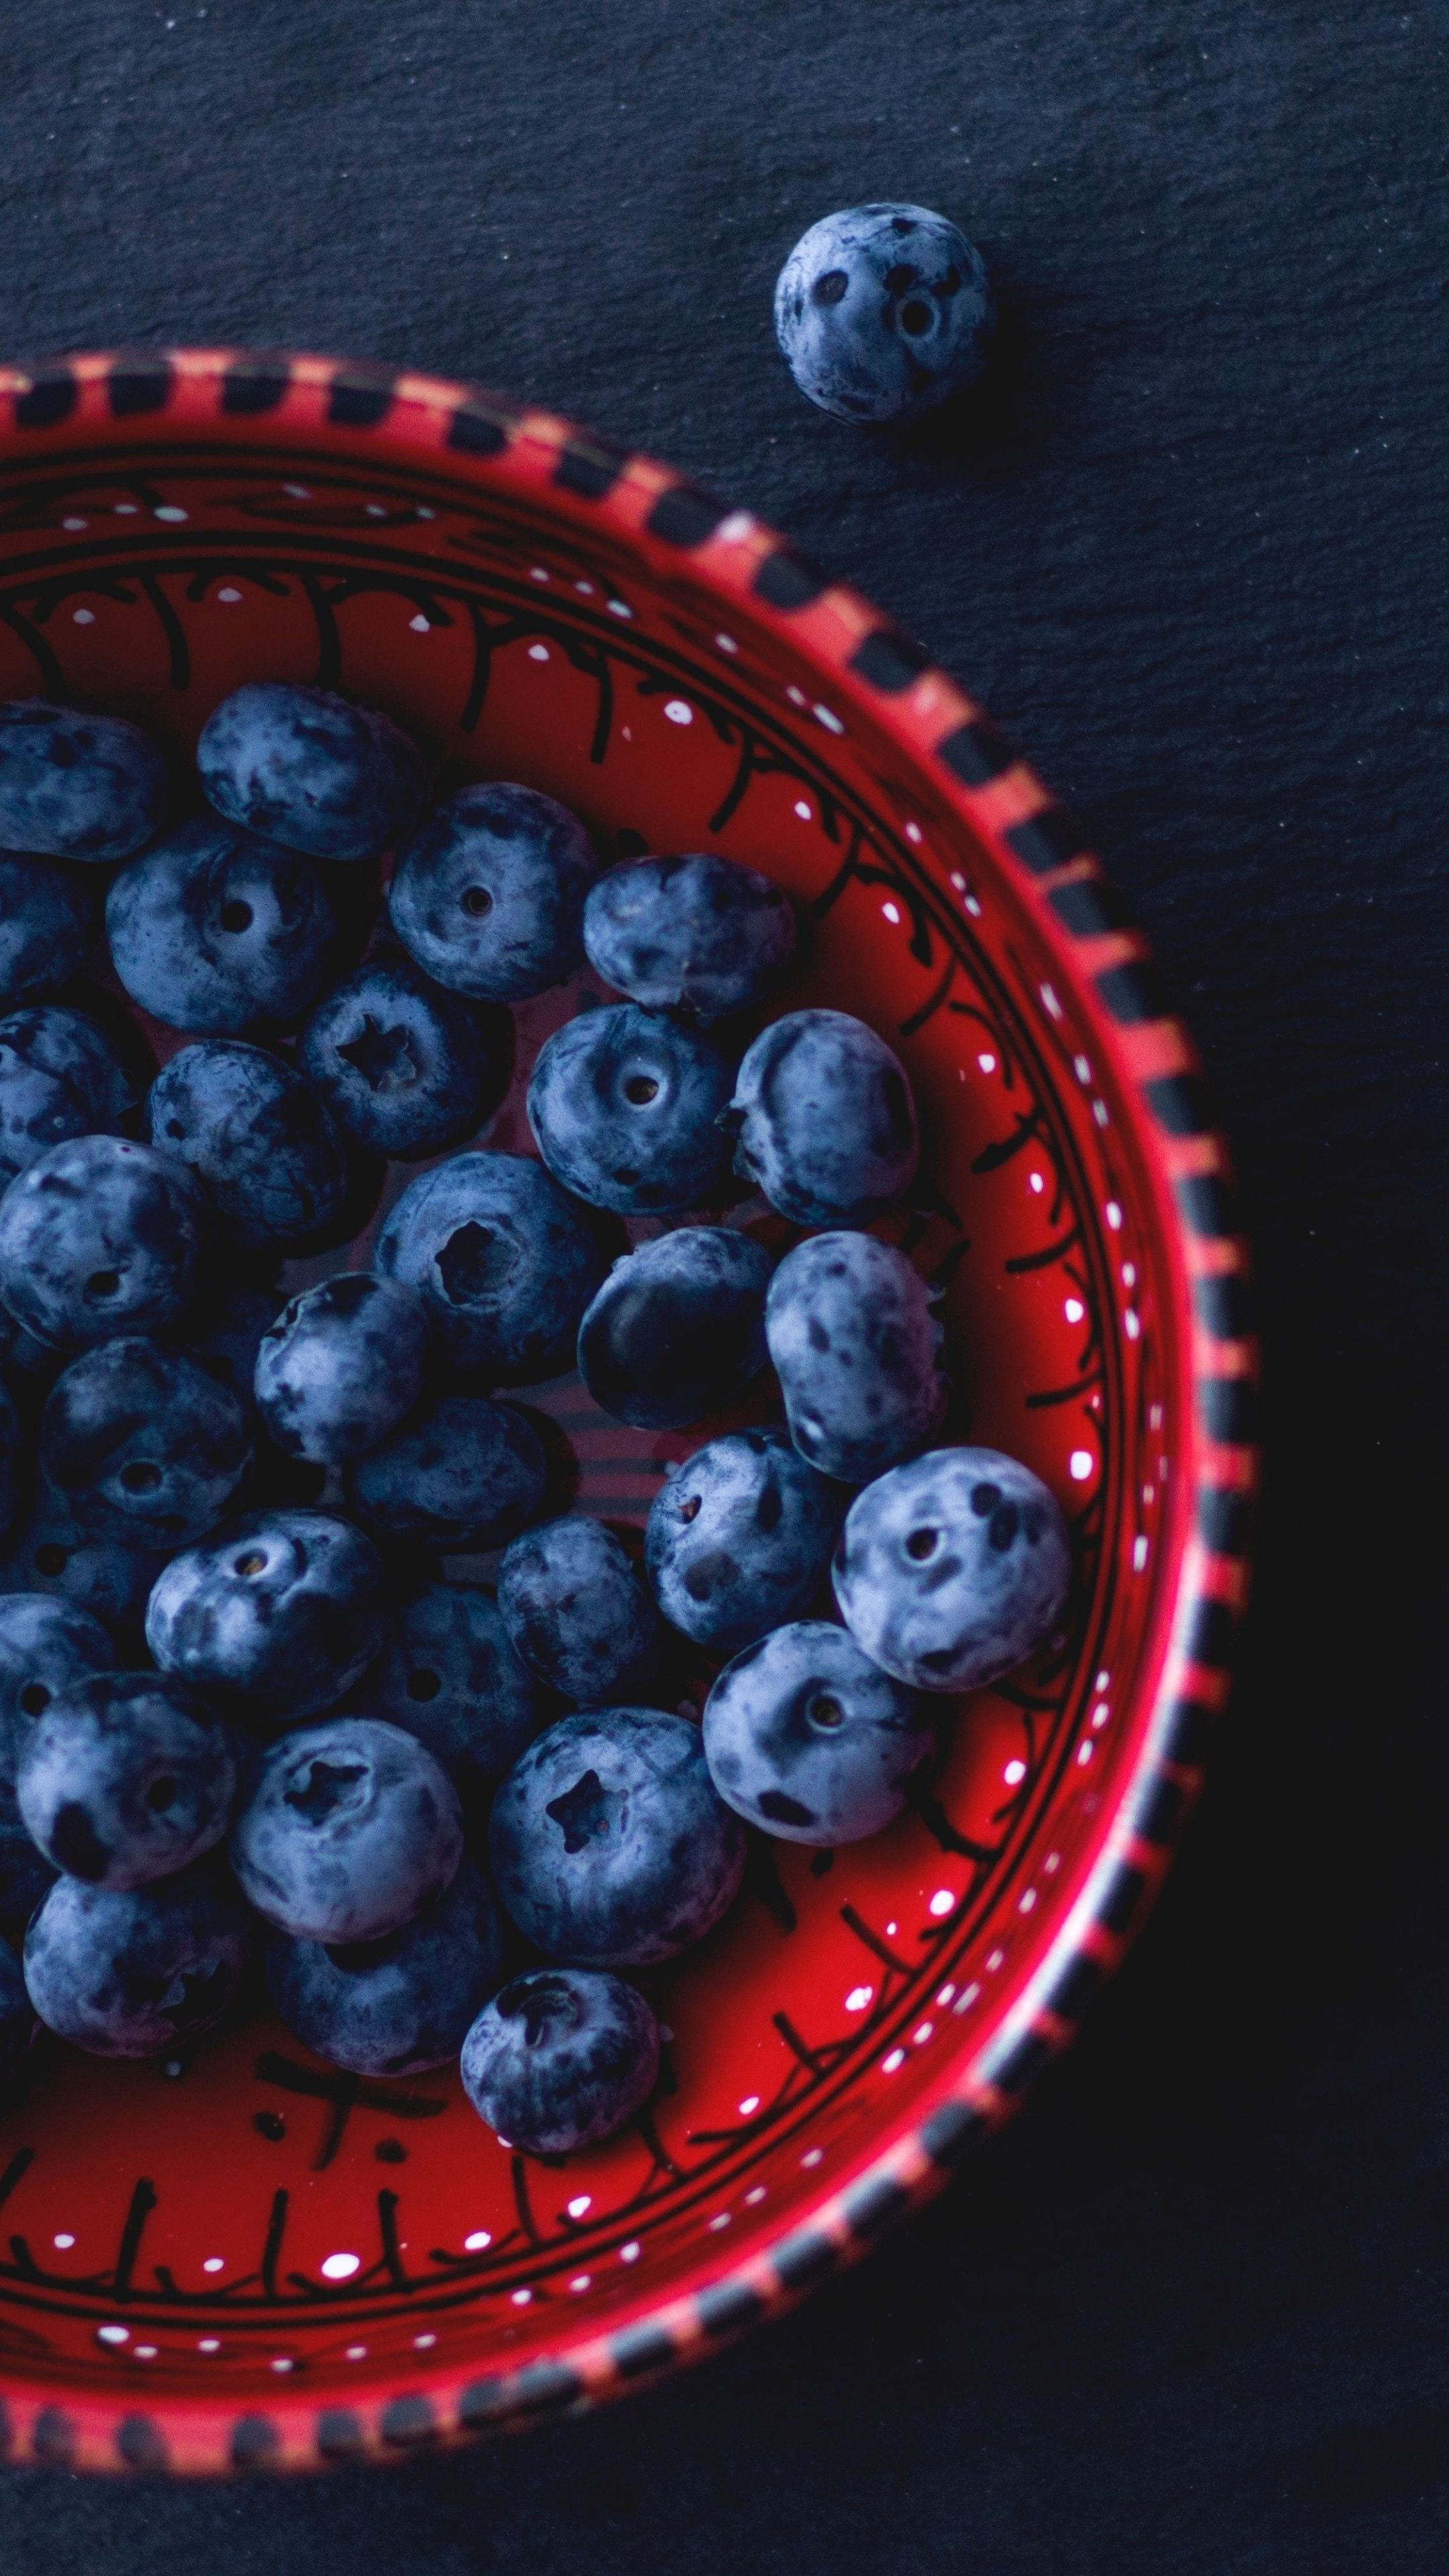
0 349 1255 2472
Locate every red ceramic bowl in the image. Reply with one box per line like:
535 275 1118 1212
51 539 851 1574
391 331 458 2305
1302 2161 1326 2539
0 349 1255 2474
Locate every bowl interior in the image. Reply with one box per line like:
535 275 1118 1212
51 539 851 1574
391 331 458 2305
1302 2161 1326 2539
0 360 1197 2468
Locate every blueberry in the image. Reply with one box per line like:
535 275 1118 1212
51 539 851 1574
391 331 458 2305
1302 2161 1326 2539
0 1378 18 1545
489 1707 745 1966
254 1274 429 1466
0 854 97 1007
702 1619 932 1845
146 1508 387 1729
266 1857 505 2078
833 1446 1072 1691
0 1495 168 1644
774 203 994 425
765 1232 948 1483
0 1593 113 1853
40 1336 252 1549
105 815 339 1034
347 1394 548 1551
498 1517 661 1705
231 1716 463 1942
726 1009 918 1225
527 1003 735 1214
17 1670 237 1889
197 682 425 863
0 699 167 862
23 1857 252 2057
371 1581 540 1797
0 1939 34 2100
0 1004 144 1184
375 1150 608 1381
583 853 797 1022
0 1133 203 1349
0 1306 61 1406
577 1227 773 1430
147 1039 354 1252
388 782 598 1000
460 1965 659 2154
299 955 513 1157
645 1428 845 1652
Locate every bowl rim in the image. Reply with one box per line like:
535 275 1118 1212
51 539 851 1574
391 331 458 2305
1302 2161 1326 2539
0 345 1258 2475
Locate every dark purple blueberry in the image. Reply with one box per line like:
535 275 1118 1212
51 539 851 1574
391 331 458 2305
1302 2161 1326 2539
460 1964 659 2154
40 1336 252 1550
388 782 597 1000
374 1150 608 1382
527 1003 735 1214
147 1038 355 1252
231 1717 463 1943
645 1428 846 1652
0 854 97 1006
105 814 339 1032
146 1508 386 1730
583 853 796 1022
23 1857 252 2057
254 1273 429 1466
577 1227 773 1430
0 1133 203 1349
0 1592 113 1851
197 682 425 863
726 1009 918 1225
0 1005 143 1183
0 699 167 862
346 1395 548 1552
266 1857 505 2077
0 1496 167 1646
497 1516 661 1706
17 1670 237 1890
370 1582 541 1798
833 1446 1073 1690
299 953 513 1157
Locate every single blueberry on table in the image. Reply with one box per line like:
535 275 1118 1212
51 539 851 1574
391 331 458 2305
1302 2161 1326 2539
40 1335 252 1549
0 1939 34 2101
498 1516 661 1706
375 1150 608 1381
266 1856 505 2078
577 1227 773 1430
0 853 97 1007
23 1856 252 2057
146 1508 387 1730
0 1495 168 1645
726 1008 919 1226
702 1618 933 1845
527 1003 735 1214
197 682 425 863
583 853 797 1022
371 1580 540 1799
489 1707 745 1968
299 954 513 1158
833 1445 1072 1691
765 1230 948 1484
774 202 994 425
0 1004 145 1185
105 814 339 1034
147 1038 356 1252
347 1394 549 1552
17 1670 237 1890
0 1132 203 1349
460 1964 659 2155
254 1273 429 1466
0 698 168 861
0 1593 113 1870
231 1715 464 1943
645 1427 846 1652
388 781 598 1001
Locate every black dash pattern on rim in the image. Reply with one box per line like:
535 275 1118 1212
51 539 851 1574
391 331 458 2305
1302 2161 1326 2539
221 355 292 416
1097 1864 1147 1938
1143 1071 1214 1136
327 367 397 429
229 2412 278 2469
1175 1173 1237 1239
774 2229 837 2290
696 2278 764 2338
13 364 76 430
1136 1776 1187 1846
1199 1487 1251 1556
1048 874 1137 937
920 2096 987 2169
843 2174 910 2241
646 482 726 547
937 715 1014 786
380 2393 438 2447
1188 1597 1236 1670
849 628 931 693
1006 806 1092 877
555 436 627 500
447 395 515 458
316 2407 366 2461
1094 958 1173 1024
1045 1951 1105 2023
612 2322 676 2380
116 2412 167 2471
31 2405 74 2467
109 353 172 418
1161 1696 1214 1768
1195 1272 1253 1338
1201 1376 1256 1444
753 543 828 610
992 2029 1055 2096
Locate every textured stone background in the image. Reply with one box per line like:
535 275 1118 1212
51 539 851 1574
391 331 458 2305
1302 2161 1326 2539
0 2 1446 2567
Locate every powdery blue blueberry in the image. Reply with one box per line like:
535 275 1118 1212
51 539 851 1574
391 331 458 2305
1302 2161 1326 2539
0 698 167 862
299 955 513 1158
105 815 339 1034
0 1004 144 1184
23 1856 252 2057
765 1231 948 1484
498 1517 661 1707
527 1003 735 1215
0 854 97 1007
231 1716 463 1943
0 1939 34 2100
702 1618 932 1845
40 1336 252 1550
254 1274 429 1466
645 1428 845 1652
148 1039 355 1252
460 1965 659 2155
0 1495 167 1646
489 1707 745 1968
371 1582 540 1800
388 782 598 1001
266 1857 505 2078
726 1008 918 1226
17 1670 237 1890
347 1395 548 1552
0 1593 113 1887
577 1227 773 1430
146 1508 387 1730
774 203 994 425
197 682 425 863
833 1446 1072 1692
583 853 797 1023
0 1133 203 1350
375 1151 608 1382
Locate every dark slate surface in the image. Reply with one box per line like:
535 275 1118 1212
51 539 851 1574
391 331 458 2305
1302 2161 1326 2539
1 2 1446 2567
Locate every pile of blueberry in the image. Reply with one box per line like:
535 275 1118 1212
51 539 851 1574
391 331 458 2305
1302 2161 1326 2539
0 678 1070 2158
